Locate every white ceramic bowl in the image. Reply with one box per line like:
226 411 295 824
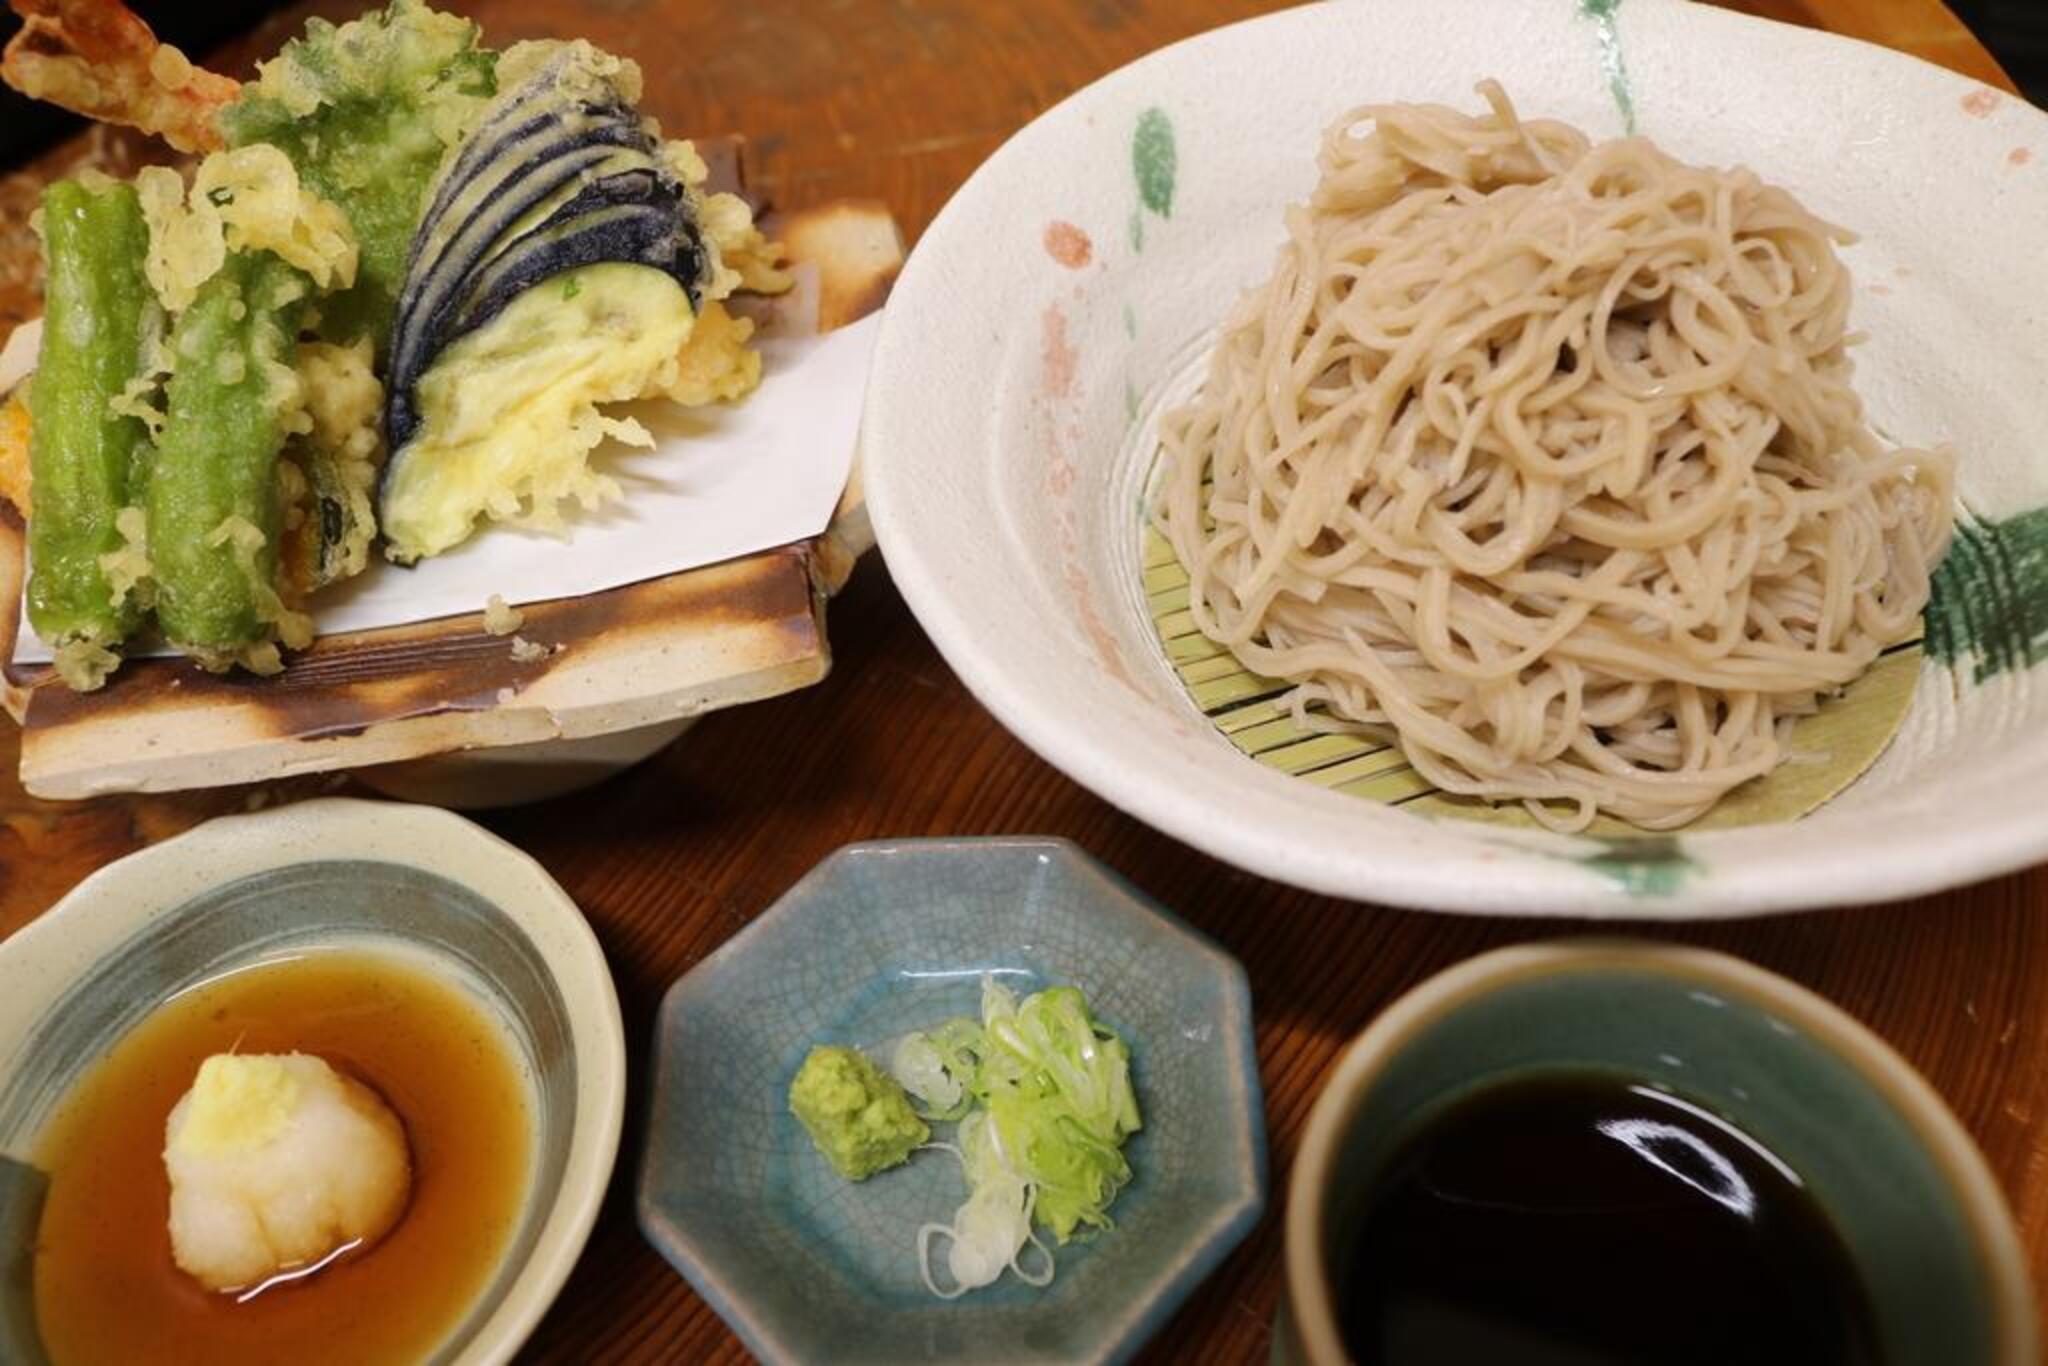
864 0 2048 917
0 798 625 1364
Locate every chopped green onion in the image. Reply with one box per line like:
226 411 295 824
876 973 1143 1297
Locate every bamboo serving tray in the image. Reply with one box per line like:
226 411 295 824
0 144 902 800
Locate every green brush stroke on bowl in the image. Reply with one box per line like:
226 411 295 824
1925 508 2048 682
1134 108 1177 220
1576 835 1697 896
1579 0 1638 133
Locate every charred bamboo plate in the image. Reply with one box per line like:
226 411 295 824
0 152 902 802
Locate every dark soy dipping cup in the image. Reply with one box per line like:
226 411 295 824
1278 941 2036 1366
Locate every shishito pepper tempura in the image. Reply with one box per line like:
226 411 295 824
23 176 156 685
0 0 789 687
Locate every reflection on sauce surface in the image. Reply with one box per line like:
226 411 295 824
1338 1072 1882 1366
33 950 532 1366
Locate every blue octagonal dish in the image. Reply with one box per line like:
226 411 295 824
637 836 1266 1364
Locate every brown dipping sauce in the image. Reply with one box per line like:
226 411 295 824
32 950 532 1366
1338 1072 1882 1366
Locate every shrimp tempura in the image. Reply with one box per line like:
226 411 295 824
2 0 237 152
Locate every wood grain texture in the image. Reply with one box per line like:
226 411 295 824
0 1 2036 1362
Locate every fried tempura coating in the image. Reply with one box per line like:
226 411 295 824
2 0 237 153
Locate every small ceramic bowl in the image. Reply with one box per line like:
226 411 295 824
0 797 626 1365
1282 941 2036 1366
637 837 1266 1364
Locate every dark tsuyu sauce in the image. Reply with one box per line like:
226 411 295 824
1338 1072 1883 1366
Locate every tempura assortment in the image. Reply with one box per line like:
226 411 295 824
1 0 789 687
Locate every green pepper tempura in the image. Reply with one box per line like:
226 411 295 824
26 178 159 690
146 253 313 672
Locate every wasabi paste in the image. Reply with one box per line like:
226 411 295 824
788 1045 929 1181
793 976 1142 1300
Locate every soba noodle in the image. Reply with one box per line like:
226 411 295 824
1157 82 1953 831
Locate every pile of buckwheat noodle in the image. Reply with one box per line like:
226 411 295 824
1158 82 1954 832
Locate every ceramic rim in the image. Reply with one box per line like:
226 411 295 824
0 798 625 1366
863 0 2048 916
1281 940 2035 1366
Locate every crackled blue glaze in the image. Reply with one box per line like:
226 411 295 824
637 838 1266 1365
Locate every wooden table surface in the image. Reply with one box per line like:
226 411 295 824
0 1 2038 1362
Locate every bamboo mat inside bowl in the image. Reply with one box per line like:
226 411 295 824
1141 526 1925 838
